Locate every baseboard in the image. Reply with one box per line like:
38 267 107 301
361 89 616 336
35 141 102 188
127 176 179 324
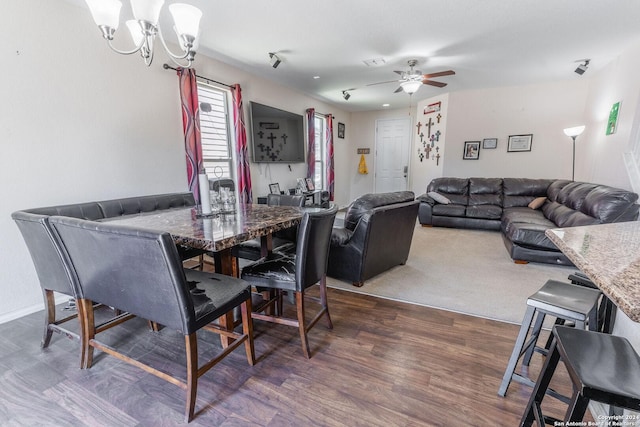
0 293 70 325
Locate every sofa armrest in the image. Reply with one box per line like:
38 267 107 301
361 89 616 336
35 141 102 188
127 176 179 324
330 227 354 246
416 193 434 204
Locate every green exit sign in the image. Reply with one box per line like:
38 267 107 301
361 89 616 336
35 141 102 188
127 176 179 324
606 102 620 135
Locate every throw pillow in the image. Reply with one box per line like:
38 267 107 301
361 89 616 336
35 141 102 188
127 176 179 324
428 191 451 204
528 196 547 210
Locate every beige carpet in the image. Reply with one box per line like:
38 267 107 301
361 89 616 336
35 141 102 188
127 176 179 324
327 225 575 325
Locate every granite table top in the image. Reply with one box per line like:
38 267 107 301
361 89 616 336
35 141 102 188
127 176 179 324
546 221 640 322
104 204 304 252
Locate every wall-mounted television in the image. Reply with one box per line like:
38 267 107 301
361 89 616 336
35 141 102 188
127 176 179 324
249 102 305 163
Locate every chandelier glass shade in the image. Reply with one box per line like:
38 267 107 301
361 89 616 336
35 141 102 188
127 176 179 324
84 0 202 67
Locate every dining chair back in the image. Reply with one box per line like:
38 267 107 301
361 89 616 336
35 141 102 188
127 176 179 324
232 194 306 262
12 211 81 348
266 193 305 207
241 206 338 358
48 215 255 422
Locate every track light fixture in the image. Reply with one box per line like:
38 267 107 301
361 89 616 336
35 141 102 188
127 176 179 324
342 90 351 101
269 52 281 69
575 59 590 75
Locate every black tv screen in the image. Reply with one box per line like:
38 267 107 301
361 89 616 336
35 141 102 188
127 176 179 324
249 102 305 163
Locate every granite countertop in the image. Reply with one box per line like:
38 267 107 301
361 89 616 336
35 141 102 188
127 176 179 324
546 221 640 322
105 204 303 252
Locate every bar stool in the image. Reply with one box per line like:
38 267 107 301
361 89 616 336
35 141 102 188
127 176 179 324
498 279 601 397
520 326 640 426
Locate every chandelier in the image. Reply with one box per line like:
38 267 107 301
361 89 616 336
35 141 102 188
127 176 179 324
84 0 202 68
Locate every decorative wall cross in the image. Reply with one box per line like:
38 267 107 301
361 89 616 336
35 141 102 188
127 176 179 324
425 118 434 136
435 130 441 142
281 133 288 144
416 121 422 135
267 133 277 147
257 130 264 139
436 153 441 165
436 113 442 124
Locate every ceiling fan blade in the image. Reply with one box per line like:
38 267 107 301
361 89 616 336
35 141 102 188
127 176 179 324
365 79 399 87
422 70 456 79
423 80 447 88
393 70 404 75
393 86 404 93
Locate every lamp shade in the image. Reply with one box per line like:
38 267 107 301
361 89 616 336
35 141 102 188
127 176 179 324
169 4 202 38
563 125 585 138
85 0 122 29
130 0 164 25
401 80 422 95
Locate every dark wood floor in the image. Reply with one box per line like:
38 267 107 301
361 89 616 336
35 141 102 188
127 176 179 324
0 287 589 426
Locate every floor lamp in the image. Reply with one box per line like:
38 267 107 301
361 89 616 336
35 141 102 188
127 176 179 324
563 125 585 181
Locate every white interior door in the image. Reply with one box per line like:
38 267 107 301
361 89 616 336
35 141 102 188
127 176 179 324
375 118 411 193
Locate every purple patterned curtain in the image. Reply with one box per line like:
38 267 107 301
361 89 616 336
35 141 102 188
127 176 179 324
177 68 204 203
325 114 334 201
306 108 315 179
232 84 252 204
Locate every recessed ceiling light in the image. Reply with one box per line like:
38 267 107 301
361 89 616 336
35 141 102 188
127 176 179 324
313 75 320 79
382 103 390 107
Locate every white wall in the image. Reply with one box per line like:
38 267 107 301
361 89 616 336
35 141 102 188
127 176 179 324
411 94 449 195
0 0 350 321
443 79 589 179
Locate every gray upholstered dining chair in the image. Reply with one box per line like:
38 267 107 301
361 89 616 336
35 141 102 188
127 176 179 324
48 216 255 423
11 211 134 364
241 206 337 358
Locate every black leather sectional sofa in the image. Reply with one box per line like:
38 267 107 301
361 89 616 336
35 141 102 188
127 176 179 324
418 178 639 265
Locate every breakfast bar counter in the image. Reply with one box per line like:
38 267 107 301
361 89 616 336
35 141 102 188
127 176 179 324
546 221 640 322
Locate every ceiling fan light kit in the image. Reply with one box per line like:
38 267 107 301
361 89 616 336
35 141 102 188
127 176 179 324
400 80 422 94
363 59 455 98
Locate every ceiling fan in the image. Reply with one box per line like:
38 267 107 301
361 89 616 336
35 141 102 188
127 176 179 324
366 59 455 94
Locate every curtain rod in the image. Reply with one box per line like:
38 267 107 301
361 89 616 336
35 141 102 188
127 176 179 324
163 64 232 89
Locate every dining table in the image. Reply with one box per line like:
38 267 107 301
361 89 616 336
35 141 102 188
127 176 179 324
105 202 305 345
545 221 640 324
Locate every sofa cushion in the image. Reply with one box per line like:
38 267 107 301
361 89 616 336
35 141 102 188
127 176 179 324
502 207 554 234
466 205 502 220
433 204 466 217
557 182 599 211
427 177 469 206
503 222 559 250
468 178 503 206
343 191 415 231
583 185 640 222
502 178 554 208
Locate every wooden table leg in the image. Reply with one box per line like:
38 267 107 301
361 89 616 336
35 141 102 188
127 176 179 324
213 248 237 348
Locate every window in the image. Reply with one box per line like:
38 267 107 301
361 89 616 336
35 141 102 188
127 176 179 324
197 82 235 182
313 114 326 190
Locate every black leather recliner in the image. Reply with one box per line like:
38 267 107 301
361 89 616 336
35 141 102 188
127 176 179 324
327 191 419 287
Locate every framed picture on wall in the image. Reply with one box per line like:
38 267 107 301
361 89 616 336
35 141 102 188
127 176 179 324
507 134 533 152
338 122 345 139
463 141 480 160
482 138 498 149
